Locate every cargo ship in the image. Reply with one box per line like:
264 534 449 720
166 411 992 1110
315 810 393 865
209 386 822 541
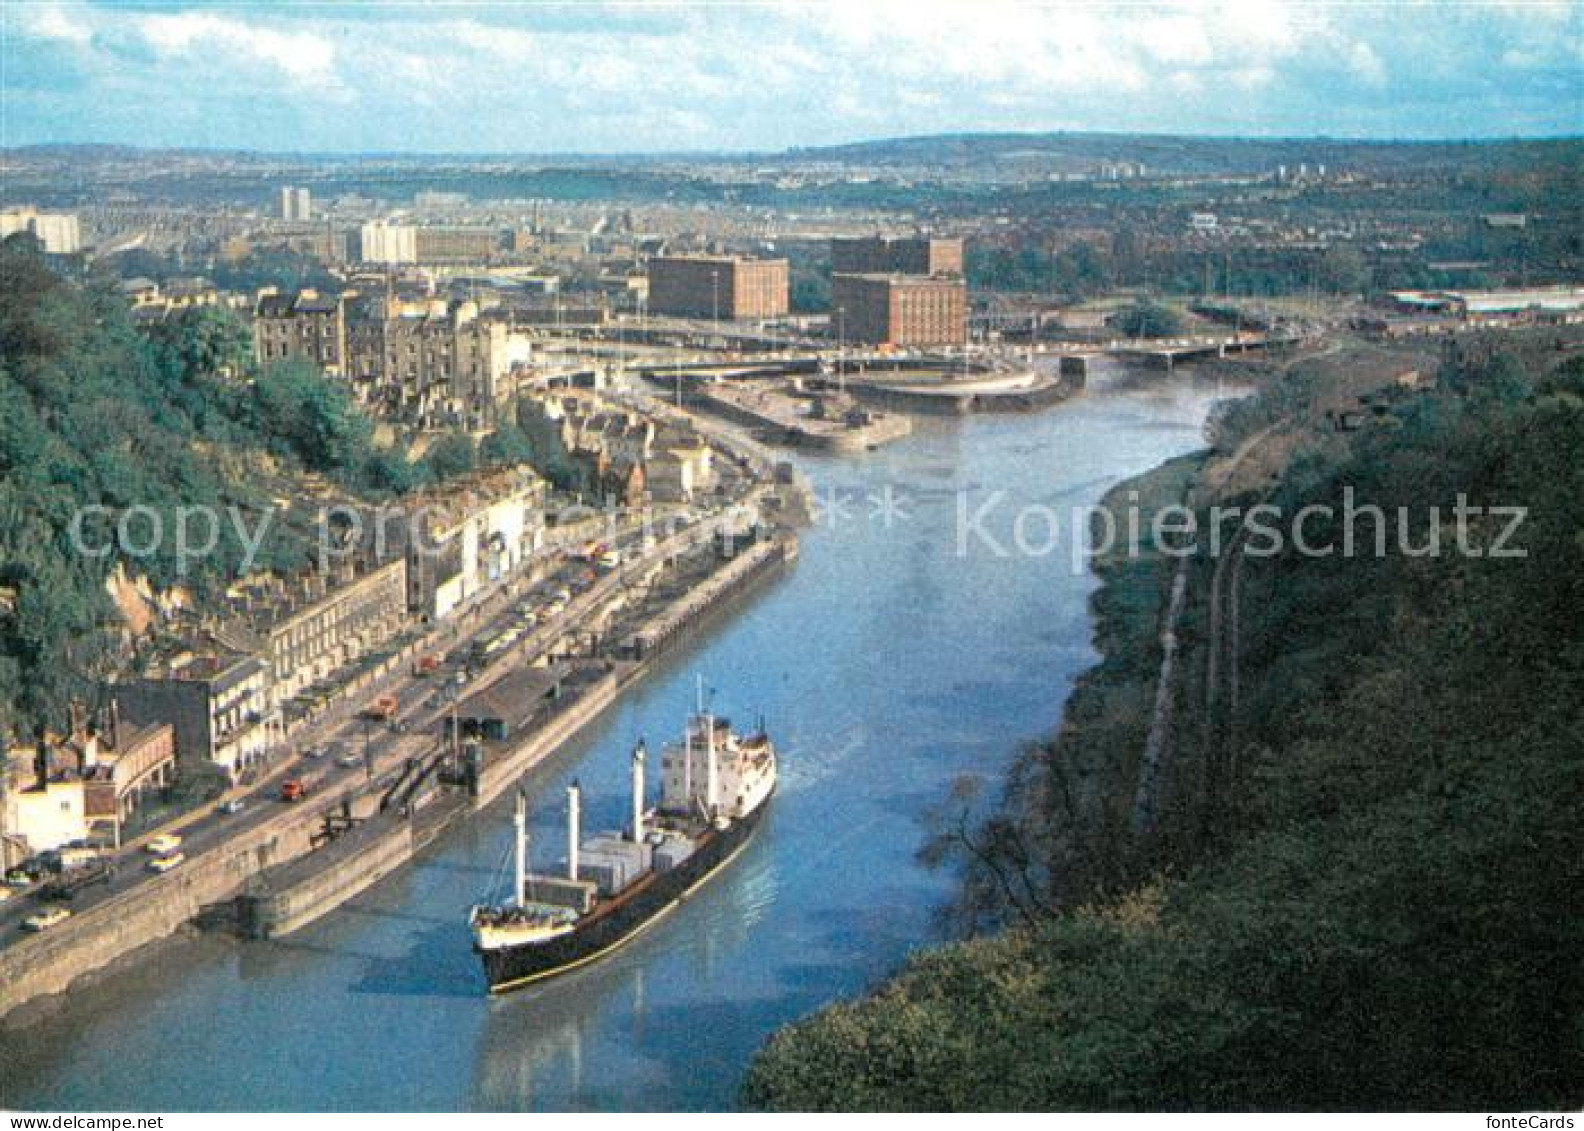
469 697 776 994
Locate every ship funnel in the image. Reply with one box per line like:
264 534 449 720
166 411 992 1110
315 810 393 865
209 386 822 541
513 787 528 908
631 740 646 843
567 779 581 881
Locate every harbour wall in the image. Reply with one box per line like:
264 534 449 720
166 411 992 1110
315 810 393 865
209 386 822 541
688 388 912 453
0 800 325 1023
848 372 1081 416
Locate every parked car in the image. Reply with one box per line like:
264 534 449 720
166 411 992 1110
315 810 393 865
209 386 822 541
21 906 72 932
413 654 442 677
52 846 101 873
145 834 183 855
0 885 14 903
147 852 185 874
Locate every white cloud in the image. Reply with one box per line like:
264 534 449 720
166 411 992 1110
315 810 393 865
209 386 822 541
23 3 93 48
1347 41 1388 88
2 0 1574 149
138 11 338 86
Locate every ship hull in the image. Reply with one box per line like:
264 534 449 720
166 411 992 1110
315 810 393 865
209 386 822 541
477 796 769 994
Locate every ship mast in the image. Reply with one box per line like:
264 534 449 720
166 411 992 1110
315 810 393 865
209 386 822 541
704 700 718 820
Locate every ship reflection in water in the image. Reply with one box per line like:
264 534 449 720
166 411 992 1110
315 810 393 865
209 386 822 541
472 822 783 1109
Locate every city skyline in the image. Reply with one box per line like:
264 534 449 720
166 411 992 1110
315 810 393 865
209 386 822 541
3 1 1580 154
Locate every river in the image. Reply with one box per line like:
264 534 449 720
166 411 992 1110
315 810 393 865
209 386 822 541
0 365 1232 1111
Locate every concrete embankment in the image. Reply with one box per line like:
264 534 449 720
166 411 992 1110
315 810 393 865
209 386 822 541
689 386 912 453
0 797 326 1022
848 370 1080 415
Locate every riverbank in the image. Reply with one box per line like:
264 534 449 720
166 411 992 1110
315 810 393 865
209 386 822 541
743 344 1584 1112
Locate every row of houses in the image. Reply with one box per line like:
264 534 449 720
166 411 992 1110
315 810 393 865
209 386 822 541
254 290 532 429
1 705 177 865
108 466 547 784
520 389 716 507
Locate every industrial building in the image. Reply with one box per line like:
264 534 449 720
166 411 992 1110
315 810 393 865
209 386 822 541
445 665 567 744
646 255 789 320
831 273 968 348
414 226 502 263
830 236 963 278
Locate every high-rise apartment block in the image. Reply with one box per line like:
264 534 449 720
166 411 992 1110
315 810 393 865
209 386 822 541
279 185 312 222
357 222 418 265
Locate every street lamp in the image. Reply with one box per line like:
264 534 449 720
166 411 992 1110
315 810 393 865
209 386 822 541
836 305 846 397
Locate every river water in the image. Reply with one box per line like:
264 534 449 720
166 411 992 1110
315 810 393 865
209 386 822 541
0 366 1230 1111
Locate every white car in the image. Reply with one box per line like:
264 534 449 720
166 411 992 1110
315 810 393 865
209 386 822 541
0 885 14 904
145 834 183 855
147 852 186 874
22 907 72 932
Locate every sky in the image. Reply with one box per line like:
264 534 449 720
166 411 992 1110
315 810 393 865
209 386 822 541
1 1 1580 153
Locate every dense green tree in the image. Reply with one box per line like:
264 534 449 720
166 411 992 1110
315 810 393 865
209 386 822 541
250 360 375 476
147 306 254 382
422 432 478 482
1112 301 1186 339
0 242 420 733
478 422 535 469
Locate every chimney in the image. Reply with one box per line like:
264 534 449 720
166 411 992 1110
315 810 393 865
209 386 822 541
567 780 581 881
630 740 646 843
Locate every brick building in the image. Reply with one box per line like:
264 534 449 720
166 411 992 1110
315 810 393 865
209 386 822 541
646 255 789 320
831 236 963 278
831 274 968 348
414 226 502 264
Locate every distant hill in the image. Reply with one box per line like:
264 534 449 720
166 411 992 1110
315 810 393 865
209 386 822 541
785 130 1583 176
